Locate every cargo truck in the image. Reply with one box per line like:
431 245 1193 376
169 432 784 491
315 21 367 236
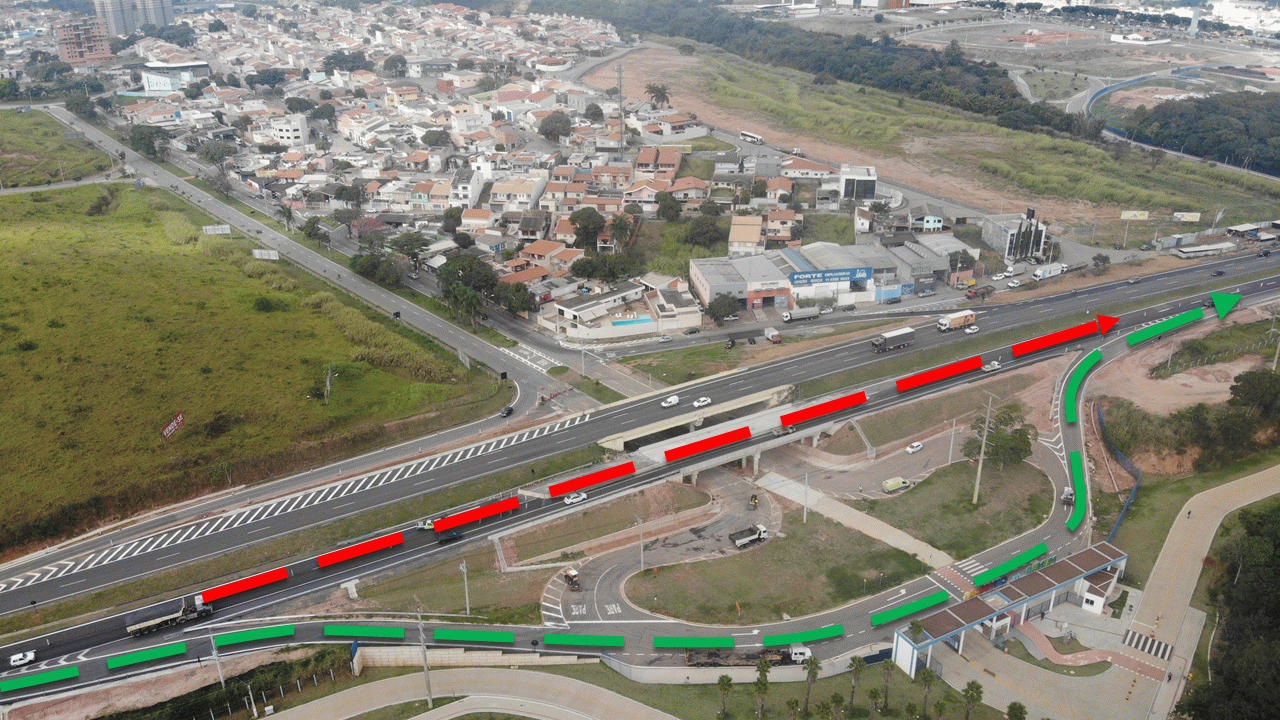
965 285 995 300
763 327 782 344
1032 263 1065 281
870 326 915 353
937 310 977 332
729 524 769 548
1006 263 1026 277
685 644 811 667
126 595 213 637
782 306 821 323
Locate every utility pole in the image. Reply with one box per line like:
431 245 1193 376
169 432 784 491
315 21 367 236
211 632 225 688
803 471 809 523
972 391 999 505
634 515 644 572
413 595 434 709
460 560 470 615
244 682 257 719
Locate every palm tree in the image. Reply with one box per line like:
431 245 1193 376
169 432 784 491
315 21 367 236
830 692 845 719
905 702 918 719
717 675 732 718
918 667 937 715
884 662 893 709
277 202 294 232
962 681 984 720
785 697 801 720
815 700 832 719
644 82 670 107
803 655 821 715
868 686 882 715
934 698 948 720
753 675 769 720
609 213 633 245
847 655 866 708
909 619 924 641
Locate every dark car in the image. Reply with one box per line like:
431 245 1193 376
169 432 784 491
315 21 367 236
1259 250 1272 257
883 296 901 305
500 406 513 417
1212 269 1226 276
747 337 757 345
725 338 735 349
436 529 464 545
683 328 700 335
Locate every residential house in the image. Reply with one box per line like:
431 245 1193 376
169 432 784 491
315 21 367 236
460 207 496 233
765 208 803 247
519 239 565 264
410 180 436 213
667 176 709 203
765 176 794 202
488 177 547 213
781 156 835 180
728 215 765 258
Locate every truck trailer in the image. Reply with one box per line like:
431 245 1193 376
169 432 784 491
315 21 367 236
685 644 811 667
125 595 212 637
937 310 977 332
782 306 821 323
729 524 769 548
1032 263 1065 281
870 326 915 353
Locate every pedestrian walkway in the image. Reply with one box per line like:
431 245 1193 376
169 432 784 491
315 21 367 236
269 668 681 720
753 470 955 568
1015 619 1163 681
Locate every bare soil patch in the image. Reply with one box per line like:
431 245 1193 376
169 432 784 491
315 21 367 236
1005 30 1092 45
1106 85 1206 110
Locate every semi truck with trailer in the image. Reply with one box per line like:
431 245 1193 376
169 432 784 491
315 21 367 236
1032 263 1065 281
965 285 995 300
729 524 769 548
764 327 782 344
937 310 977 332
126 595 212 637
870 326 915 353
782 306 821 323
685 645 812 667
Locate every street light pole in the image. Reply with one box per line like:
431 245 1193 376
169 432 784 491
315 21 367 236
413 596 434 709
243 682 257 719
460 560 470 615
634 515 644 571
972 390 999 505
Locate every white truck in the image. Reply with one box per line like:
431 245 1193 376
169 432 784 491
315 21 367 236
764 327 782 344
982 360 1002 373
782 306 821 323
937 310 977 332
1032 263 1065 281
1006 263 1027 277
871 326 915 353
125 595 213 637
729 524 769 548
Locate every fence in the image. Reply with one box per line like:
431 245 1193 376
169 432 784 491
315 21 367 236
1096 405 1142 544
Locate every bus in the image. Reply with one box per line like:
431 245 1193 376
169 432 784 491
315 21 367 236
739 131 765 145
1170 242 1236 259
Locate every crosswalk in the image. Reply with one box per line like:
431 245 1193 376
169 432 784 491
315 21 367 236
0 414 590 597
954 557 987 582
1122 629 1173 661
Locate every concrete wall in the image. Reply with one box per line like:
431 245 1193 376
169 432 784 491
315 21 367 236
354 647 597 675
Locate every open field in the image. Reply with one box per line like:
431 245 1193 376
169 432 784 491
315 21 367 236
850 462 1054 561
858 374 1039 447
626 508 927 625
1023 71 1090 101
588 44 1280 240
0 110 110 186
0 184 508 550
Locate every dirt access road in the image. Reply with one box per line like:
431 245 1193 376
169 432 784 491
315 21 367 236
583 45 1117 229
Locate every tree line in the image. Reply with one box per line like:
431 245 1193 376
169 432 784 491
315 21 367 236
529 0 1100 139
1124 91 1280 177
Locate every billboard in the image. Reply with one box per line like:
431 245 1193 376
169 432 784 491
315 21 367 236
162 411 185 440
1120 210 1149 220
203 224 231 235
1173 212 1201 222
789 267 873 286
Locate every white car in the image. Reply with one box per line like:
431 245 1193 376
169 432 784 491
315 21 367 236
906 442 924 454
563 492 588 506
819 306 834 315
991 272 1008 281
9 651 35 668
657 335 673 343
1007 279 1022 289
661 395 680 408
693 397 712 408
964 325 980 335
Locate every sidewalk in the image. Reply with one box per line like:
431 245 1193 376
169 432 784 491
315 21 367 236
269 667 681 720
753 470 955 568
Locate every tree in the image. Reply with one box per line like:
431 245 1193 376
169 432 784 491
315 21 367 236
197 140 238 165
874 13 885 22
302 216 327 244
65 93 96 121
905 702 918 719
962 681 983 720
753 661 770 720
830 693 845 719
803 655 821 715
1007 701 1027 720
1091 252 1111 275
717 675 732 718
962 403 1035 471
1230 369 1280 420
390 231 428 268
383 54 407 78
814 72 837 85
570 207 606 249
679 43 695 55
285 97 316 114
0 78 18 100
334 183 365 209
538 111 572 141
868 686 882 714
883 662 893 710
495 282 538 313
129 125 170 158
204 168 234 199
708 294 738 323
685 215 726 248
751 179 768 198
918 666 937 715
323 50 372 73
441 206 464 234
785 697 800 720
454 231 474 249
209 18 227 32
656 192 682 222
457 58 475 71
310 104 336 122
276 203 294 232
245 68 287 88
815 700 832 719
935 698 949 719
644 83 670 107
584 103 604 123
624 202 643 215
444 283 483 329
909 620 924 641
421 129 450 147
242 3 257 17
440 254 498 299
847 655 866 709
699 199 722 216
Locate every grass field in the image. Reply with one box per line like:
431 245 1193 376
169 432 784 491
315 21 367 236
0 110 110 186
1153 317 1275 378
1023 72 1089 101
684 136 734 152
689 48 1280 226
822 422 867 456
678 157 714 180
535 661 1010 720
850 462 1053 562
626 508 928 625
803 214 858 245
624 343 741 385
859 374 1039 447
0 184 508 548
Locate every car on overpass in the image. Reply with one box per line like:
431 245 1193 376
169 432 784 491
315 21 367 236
661 395 680 408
